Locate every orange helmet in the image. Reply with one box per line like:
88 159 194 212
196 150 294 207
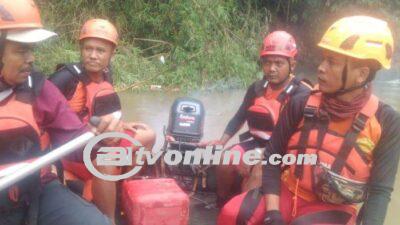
79 19 119 46
0 0 56 43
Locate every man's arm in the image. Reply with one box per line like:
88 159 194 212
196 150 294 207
223 82 257 138
262 92 309 209
199 82 258 147
361 103 400 225
34 80 89 161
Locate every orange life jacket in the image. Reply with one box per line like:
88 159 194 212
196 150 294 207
50 65 120 200
244 77 312 142
283 92 381 202
0 86 50 202
49 63 119 123
0 92 42 164
68 80 120 124
64 76 121 201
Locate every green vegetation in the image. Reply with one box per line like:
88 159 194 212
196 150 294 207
35 0 400 90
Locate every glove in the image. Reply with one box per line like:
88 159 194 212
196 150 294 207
263 210 284 225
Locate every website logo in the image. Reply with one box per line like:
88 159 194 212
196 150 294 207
83 132 144 181
84 132 317 181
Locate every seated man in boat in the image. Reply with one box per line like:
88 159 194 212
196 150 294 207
199 31 312 207
218 15 400 225
0 1 120 224
49 19 156 223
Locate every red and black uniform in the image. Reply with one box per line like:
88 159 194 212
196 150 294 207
224 76 312 161
219 90 400 225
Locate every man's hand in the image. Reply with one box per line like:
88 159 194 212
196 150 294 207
197 139 225 148
263 194 282 224
165 135 176 142
263 210 284 225
197 133 231 148
123 122 149 134
90 114 123 146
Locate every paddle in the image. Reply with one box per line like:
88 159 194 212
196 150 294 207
0 117 102 191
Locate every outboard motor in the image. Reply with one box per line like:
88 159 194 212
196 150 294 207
163 97 216 192
167 97 205 150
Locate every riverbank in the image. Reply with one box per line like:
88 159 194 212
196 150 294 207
35 39 261 91
34 0 400 91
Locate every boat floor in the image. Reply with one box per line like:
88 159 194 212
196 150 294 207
189 192 219 225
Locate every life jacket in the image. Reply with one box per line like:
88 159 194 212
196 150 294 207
242 76 312 142
283 92 381 203
50 63 121 201
0 73 49 205
79 80 121 123
0 93 42 165
49 63 121 123
60 79 119 201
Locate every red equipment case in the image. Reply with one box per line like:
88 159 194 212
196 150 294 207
122 178 190 225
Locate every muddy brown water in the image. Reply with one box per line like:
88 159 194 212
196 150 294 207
119 80 400 225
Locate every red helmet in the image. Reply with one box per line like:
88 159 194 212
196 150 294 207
260 31 297 58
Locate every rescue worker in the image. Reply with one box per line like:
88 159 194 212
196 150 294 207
0 0 119 224
218 16 400 225
199 31 312 207
49 18 156 222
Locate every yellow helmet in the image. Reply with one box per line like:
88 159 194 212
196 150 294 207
318 16 394 69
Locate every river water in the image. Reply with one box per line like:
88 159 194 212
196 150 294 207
119 80 400 225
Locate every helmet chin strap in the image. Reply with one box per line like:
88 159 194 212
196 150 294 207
326 59 369 97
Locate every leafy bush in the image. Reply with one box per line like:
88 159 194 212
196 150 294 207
34 0 399 90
